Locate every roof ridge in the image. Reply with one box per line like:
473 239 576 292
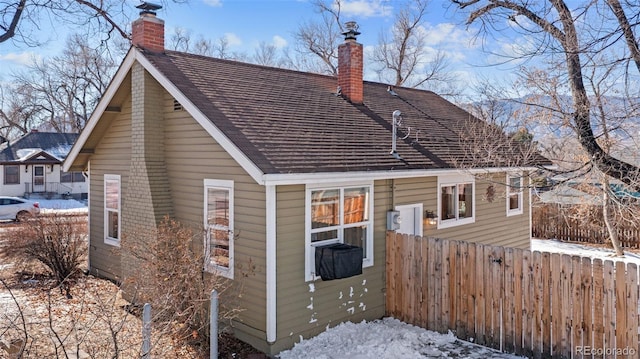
162 49 338 82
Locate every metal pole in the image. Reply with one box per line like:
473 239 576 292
210 290 219 359
142 303 151 358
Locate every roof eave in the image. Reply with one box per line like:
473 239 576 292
261 166 540 186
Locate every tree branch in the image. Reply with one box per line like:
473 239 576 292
0 0 26 43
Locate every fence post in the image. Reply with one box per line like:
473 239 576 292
141 303 151 358
210 289 219 359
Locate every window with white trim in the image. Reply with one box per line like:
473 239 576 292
506 174 524 216
4 165 19 184
438 175 475 228
104 174 121 246
204 179 234 279
305 183 373 281
61 171 86 183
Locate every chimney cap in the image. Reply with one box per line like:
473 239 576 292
136 2 162 16
342 21 361 41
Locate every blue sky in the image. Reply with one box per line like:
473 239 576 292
0 0 525 94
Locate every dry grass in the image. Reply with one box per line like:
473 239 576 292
0 218 263 359
0 262 197 358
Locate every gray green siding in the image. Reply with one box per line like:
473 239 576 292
87 66 267 336
162 92 267 334
87 97 132 281
270 183 388 353
392 175 531 248
268 174 530 353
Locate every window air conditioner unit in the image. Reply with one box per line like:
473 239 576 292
315 243 363 281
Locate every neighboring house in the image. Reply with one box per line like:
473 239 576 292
536 185 600 206
64 7 549 355
537 175 640 205
0 131 86 199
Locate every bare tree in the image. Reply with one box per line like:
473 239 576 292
455 1 640 253
169 27 217 57
295 0 459 93
0 0 191 47
372 0 457 93
6 34 118 133
451 0 640 191
253 41 279 67
0 83 39 137
293 0 344 75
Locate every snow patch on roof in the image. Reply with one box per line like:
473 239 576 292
45 144 73 161
16 148 42 161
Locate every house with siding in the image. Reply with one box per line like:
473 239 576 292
0 131 86 199
63 7 548 355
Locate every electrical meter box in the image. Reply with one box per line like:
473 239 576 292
387 210 401 231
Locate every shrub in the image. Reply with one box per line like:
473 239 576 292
1 213 87 296
124 216 252 356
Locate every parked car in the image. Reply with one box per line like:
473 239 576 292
0 196 40 221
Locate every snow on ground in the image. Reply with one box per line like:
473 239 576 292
35 198 88 215
277 317 525 359
531 238 640 266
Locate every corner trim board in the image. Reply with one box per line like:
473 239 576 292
266 185 277 343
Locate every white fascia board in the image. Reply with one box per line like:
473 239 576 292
265 185 277 343
134 52 266 185
262 166 539 186
63 49 138 172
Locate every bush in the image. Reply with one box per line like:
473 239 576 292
1 213 87 296
124 216 252 356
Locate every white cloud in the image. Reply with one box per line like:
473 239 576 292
203 0 222 7
272 35 288 49
339 0 392 18
421 23 477 50
224 32 242 46
0 52 35 66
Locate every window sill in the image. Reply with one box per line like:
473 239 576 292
437 217 475 229
205 264 234 279
506 209 523 217
104 237 121 247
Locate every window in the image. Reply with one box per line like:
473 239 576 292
104 174 121 246
438 175 475 228
4 165 19 184
507 174 524 216
61 171 86 183
306 183 373 281
204 179 234 278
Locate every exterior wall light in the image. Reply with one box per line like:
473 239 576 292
424 210 438 226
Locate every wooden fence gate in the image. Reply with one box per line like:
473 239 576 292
386 232 640 359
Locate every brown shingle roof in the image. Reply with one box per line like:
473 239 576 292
143 50 547 174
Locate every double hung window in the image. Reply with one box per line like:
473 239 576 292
204 179 234 278
104 174 121 246
4 165 19 184
507 174 524 216
306 183 373 281
438 175 475 228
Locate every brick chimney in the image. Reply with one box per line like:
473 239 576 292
338 21 363 104
131 2 164 53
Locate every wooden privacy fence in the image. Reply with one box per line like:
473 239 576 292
532 204 640 248
386 232 640 359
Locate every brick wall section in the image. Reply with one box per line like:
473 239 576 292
338 40 363 104
122 63 173 280
131 15 164 53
